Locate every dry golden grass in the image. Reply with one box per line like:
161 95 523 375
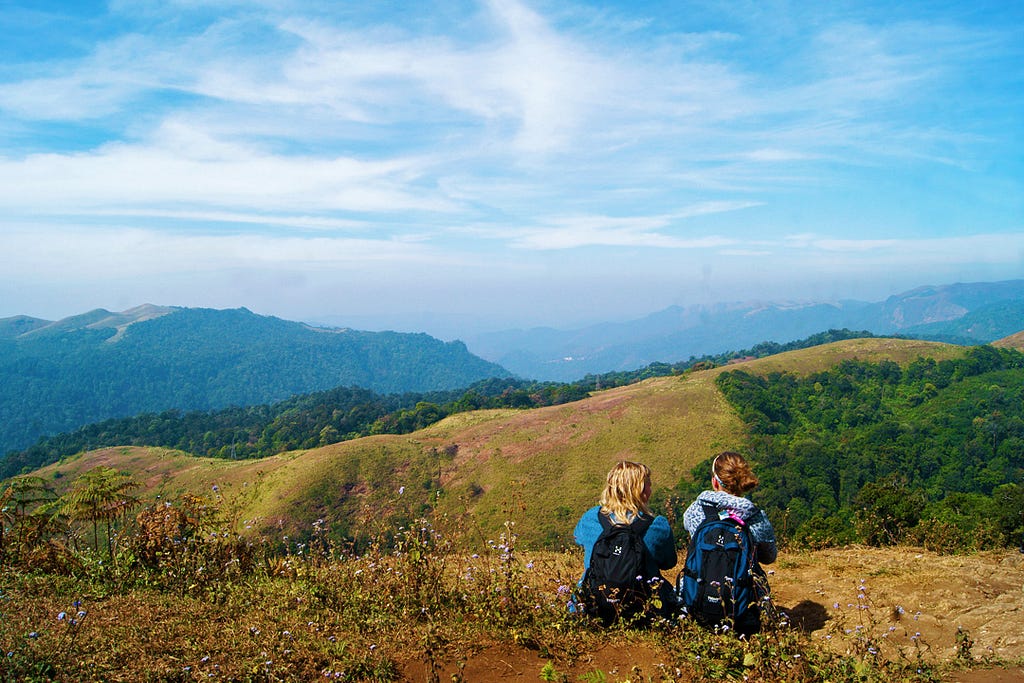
4 543 1023 682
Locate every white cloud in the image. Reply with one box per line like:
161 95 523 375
0 224 450 280
0 122 454 216
0 1 1020 327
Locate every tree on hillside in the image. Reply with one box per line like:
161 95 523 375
0 476 59 563
61 467 140 561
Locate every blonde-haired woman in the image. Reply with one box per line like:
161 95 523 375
573 461 677 623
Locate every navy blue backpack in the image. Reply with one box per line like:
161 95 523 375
677 503 760 632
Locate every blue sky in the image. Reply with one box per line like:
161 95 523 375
1 0 1022 337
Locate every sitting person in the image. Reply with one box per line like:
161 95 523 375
573 460 677 624
679 451 777 635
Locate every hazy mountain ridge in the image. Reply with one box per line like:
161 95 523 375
466 280 1024 380
0 306 509 454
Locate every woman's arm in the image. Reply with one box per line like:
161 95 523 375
645 515 678 570
748 510 778 564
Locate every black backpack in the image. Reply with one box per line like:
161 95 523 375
677 503 760 633
580 512 655 626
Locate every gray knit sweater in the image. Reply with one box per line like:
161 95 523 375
682 490 778 564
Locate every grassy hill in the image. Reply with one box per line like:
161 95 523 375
993 329 1024 350
31 336 971 549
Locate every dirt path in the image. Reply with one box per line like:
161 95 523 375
770 547 1024 663
402 547 1024 682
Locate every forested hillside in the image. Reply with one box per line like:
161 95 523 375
1 329 873 480
0 306 509 453
709 345 1024 551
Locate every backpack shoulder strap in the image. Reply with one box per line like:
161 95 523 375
599 510 654 535
700 502 721 524
630 513 654 536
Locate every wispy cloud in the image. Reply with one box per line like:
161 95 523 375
0 0 1020 325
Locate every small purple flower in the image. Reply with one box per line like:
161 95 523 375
57 612 66 621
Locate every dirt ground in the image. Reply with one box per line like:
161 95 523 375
402 547 1024 682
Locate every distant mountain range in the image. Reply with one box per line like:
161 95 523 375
0 306 509 454
464 280 1024 380
4 278 1022 455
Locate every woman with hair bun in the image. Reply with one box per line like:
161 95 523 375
683 451 777 563
679 451 777 634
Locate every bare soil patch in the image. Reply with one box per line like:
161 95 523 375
402 547 1024 682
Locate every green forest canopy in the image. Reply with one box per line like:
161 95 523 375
707 345 1024 552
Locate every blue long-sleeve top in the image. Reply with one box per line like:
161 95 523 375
573 505 678 575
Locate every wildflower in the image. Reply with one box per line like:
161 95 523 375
526 562 534 569
72 600 81 608
833 602 840 609
77 610 86 618
398 486 405 495
28 632 38 639
57 612 67 621
896 605 906 615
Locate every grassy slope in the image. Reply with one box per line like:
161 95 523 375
33 337 968 547
993 330 1024 350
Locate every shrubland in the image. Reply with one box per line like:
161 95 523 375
2 484 1002 683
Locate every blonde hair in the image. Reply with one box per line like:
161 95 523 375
599 461 652 524
712 451 758 495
